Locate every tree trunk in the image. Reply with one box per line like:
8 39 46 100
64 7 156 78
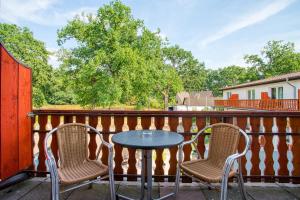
164 93 169 110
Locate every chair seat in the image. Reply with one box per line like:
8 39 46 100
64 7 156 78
180 159 236 183
58 160 108 185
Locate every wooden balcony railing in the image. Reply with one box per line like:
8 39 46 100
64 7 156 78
31 110 300 183
215 99 300 111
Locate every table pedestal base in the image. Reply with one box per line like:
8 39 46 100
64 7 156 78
117 150 175 200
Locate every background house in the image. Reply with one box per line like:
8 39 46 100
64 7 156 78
222 72 300 100
172 91 220 111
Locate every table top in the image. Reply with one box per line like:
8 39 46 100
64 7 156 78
111 130 184 150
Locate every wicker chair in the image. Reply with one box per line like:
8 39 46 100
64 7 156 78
175 123 251 200
44 123 116 200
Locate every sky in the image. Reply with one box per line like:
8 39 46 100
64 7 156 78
0 0 300 69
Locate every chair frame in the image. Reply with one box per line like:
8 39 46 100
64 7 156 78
174 123 251 200
44 123 116 200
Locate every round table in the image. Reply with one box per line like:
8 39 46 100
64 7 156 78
112 130 184 200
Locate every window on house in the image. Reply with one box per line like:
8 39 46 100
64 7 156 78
247 89 255 100
226 92 231 99
271 87 284 99
278 87 283 99
271 88 277 99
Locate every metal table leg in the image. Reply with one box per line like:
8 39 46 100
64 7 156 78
141 150 146 200
117 149 175 200
146 150 152 200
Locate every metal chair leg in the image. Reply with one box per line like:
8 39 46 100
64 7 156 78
109 169 116 200
220 161 232 200
174 166 180 197
174 145 183 197
237 159 247 200
49 161 59 200
141 150 145 200
220 175 228 200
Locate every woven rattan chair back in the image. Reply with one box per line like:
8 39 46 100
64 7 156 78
56 124 88 169
207 123 240 169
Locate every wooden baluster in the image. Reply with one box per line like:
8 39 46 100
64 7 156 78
210 116 222 125
127 116 137 181
163 117 170 131
154 116 164 182
31 115 39 171
177 117 184 133
290 117 300 183
135 117 143 130
204 117 210 159
101 115 110 166
122 117 129 174
182 116 192 183
162 117 171 179
149 117 156 130
141 116 151 130
37 115 48 175
263 117 275 182
277 117 289 183
272 117 280 178
75 115 85 124
64 115 73 123
168 116 179 182
196 117 206 159
50 115 60 163
245 117 252 177
32 115 41 171
250 117 261 182
190 117 198 160
109 116 116 133
88 116 98 160
286 118 293 178
258 117 266 178
236 117 247 179
114 116 124 181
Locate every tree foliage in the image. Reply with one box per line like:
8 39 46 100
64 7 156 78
2 3 300 107
57 0 183 108
0 23 53 107
245 40 300 78
163 45 206 91
205 65 252 96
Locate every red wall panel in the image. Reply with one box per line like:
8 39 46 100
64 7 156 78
230 93 239 100
0 44 32 180
261 92 270 100
0 46 19 179
18 64 32 171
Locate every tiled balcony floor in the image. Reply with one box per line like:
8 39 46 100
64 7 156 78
1 177 300 200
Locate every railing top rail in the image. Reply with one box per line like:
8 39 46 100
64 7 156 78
33 109 300 117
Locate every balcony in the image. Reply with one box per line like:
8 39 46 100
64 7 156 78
215 99 300 111
1 110 300 199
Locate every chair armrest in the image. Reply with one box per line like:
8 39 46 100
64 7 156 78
178 125 211 163
222 128 251 176
44 128 59 172
179 125 211 148
88 125 114 163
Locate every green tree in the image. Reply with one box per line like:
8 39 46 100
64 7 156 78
163 45 207 91
245 40 300 78
0 23 53 107
57 0 183 108
205 65 251 96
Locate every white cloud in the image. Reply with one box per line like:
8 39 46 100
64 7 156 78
47 47 61 68
200 0 296 47
0 0 97 26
